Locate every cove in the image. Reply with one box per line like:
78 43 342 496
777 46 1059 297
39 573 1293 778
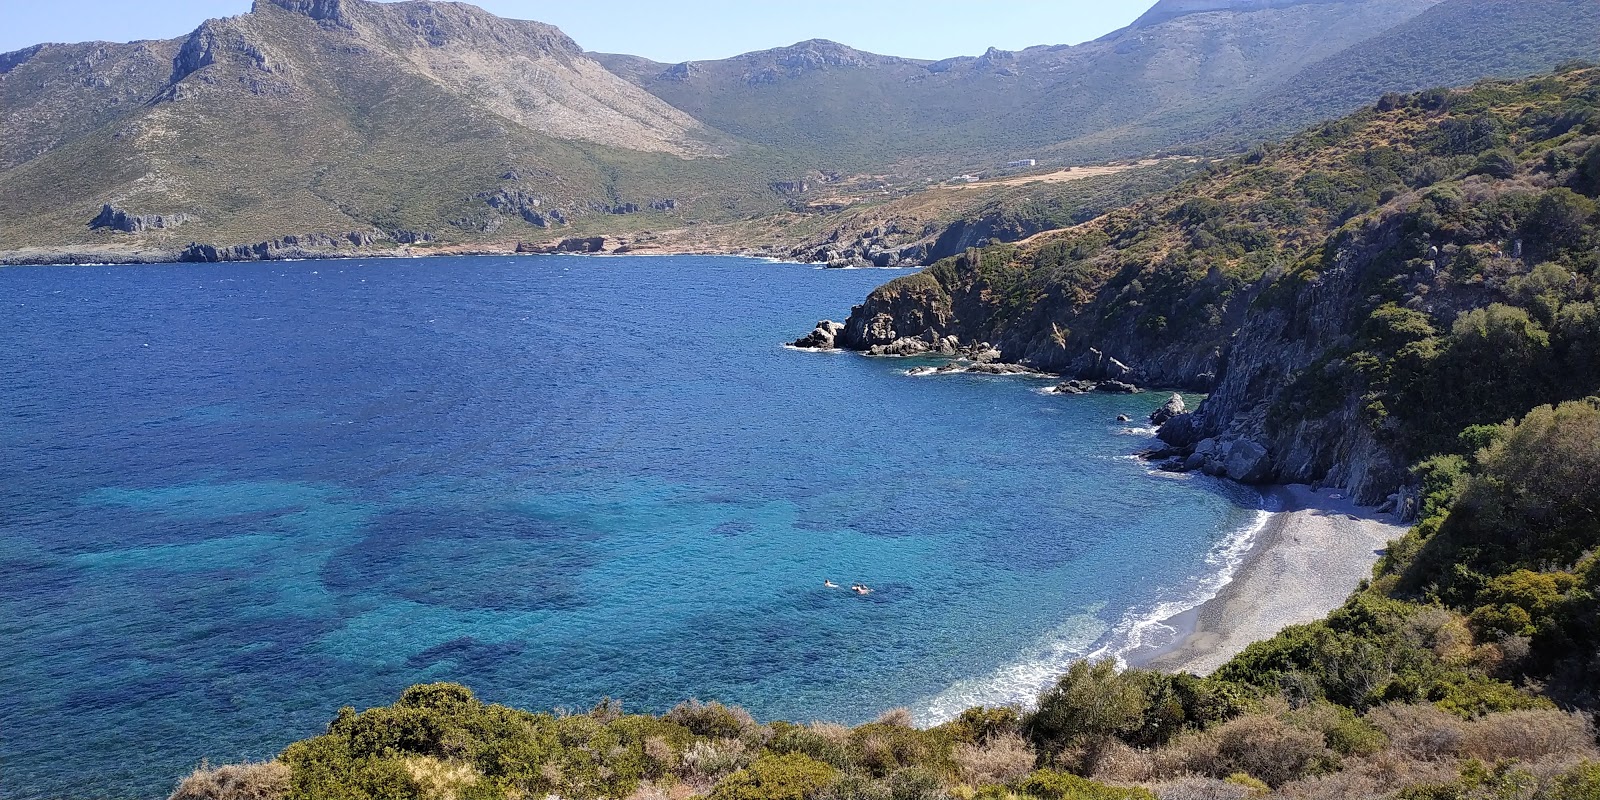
0 255 1260 799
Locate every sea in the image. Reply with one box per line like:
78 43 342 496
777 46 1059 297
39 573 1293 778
0 255 1265 799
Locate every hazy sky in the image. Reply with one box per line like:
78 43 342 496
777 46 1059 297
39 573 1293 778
0 1 1154 61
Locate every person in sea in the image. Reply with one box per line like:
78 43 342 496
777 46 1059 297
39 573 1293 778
824 579 839 588
852 583 873 595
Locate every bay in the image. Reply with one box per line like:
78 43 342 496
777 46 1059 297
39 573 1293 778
0 255 1259 799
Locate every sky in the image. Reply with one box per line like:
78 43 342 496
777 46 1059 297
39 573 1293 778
0 1 1155 61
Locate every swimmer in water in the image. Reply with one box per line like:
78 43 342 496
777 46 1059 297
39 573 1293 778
824 579 839 588
853 584 872 595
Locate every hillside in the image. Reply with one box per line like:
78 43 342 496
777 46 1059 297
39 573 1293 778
810 67 1600 511
597 0 1442 171
0 0 799 256
4 0 1599 262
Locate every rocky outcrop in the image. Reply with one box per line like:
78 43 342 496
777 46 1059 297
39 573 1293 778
259 0 353 28
390 230 434 244
178 232 367 262
836 272 956 352
808 211 1420 504
1150 393 1186 425
791 320 845 349
908 361 1042 377
90 204 191 233
1150 225 1416 502
517 237 608 254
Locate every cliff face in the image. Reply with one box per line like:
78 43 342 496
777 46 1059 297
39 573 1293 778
818 69 1600 507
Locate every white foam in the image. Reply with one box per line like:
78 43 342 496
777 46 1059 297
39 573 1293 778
1089 505 1272 667
781 344 846 354
914 613 1109 726
913 497 1272 725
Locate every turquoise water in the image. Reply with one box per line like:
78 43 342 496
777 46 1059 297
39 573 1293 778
0 256 1261 799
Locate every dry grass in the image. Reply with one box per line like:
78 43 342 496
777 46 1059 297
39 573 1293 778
665 699 760 740
1461 709 1597 763
168 761 290 800
1159 714 1332 788
954 733 1038 785
1150 776 1258 800
680 738 752 788
401 756 482 800
1367 704 1466 761
876 708 915 727
1088 740 1155 784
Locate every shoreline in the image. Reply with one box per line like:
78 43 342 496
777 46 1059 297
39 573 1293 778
1123 483 1409 676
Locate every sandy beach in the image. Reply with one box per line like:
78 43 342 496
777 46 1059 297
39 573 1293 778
1126 484 1411 676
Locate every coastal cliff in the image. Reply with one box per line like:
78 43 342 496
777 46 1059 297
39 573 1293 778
803 68 1600 507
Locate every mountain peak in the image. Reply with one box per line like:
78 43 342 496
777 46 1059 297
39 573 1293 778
1132 0 1370 27
255 0 350 26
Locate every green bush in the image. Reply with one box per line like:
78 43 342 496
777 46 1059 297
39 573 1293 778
1017 770 1155 800
711 754 838 800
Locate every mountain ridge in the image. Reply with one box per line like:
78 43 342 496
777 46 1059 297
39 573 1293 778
3 0 1598 261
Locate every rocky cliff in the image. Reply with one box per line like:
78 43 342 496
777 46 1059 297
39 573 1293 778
805 69 1600 508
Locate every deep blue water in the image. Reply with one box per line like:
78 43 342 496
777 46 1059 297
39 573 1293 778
0 255 1261 799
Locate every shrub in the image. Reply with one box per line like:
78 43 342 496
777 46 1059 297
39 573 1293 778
1461 710 1597 763
953 733 1037 786
1368 704 1465 761
877 709 916 728
1026 661 1147 757
1166 714 1333 788
1284 702 1387 757
1017 769 1157 800
888 767 947 800
770 722 853 770
666 700 760 740
170 761 291 800
683 739 754 785
711 754 838 800
1544 761 1600 800
946 707 1024 746
1145 777 1254 800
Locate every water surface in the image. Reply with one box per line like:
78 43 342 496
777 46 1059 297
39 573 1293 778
0 255 1259 798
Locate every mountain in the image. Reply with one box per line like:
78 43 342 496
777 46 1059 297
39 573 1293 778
2 0 1598 261
596 0 1443 170
0 0 797 255
807 66 1600 510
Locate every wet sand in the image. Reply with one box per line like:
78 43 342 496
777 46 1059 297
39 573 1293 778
1126 484 1409 675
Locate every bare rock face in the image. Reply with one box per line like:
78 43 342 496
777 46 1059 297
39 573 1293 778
791 320 845 349
90 204 191 233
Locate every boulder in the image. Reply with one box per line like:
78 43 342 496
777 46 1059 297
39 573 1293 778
966 362 1035 375
865 336 932 357
1156 411 1200 447
1150 393 1187 425
1098 380 1143 394
791 320 845 349
1053 379 1098 394
1222 439 1272 483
